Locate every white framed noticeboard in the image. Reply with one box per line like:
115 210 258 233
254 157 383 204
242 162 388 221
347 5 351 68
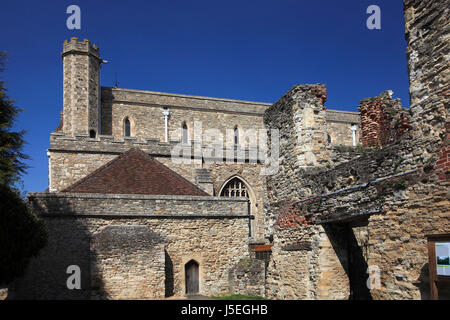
436 242 450 276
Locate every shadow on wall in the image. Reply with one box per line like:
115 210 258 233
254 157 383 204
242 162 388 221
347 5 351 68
165 249 174 298
90 224 166 299
10 196 92 299
323 219 372 300
11 196 170 300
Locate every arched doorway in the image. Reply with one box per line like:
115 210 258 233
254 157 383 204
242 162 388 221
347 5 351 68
185 260 199 294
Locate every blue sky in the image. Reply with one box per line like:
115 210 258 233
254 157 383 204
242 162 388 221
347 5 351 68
1 0 409 193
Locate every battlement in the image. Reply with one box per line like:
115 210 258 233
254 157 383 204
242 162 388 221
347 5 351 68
62 37 101 61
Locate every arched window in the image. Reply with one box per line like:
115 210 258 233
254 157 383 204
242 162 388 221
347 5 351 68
220 177 248 198
182 122 188 143
124 117 131 137
220 176 255 237
234 126 239 145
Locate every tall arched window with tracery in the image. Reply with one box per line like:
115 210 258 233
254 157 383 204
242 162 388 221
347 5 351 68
219 176 255 238
220 177 248 198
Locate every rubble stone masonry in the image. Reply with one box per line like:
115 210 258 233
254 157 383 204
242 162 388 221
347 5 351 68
11 193 253 299
261 0 449 300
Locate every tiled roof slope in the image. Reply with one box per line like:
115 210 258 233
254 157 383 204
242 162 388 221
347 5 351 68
62 148 208 196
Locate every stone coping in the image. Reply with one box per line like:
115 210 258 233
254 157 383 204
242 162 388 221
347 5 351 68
40 213 253 219
28 192 249 202
102 87 272 106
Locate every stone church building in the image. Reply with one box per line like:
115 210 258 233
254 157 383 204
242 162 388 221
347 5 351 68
11 0 449 299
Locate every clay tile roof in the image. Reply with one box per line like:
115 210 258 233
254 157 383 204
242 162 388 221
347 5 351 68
62 148 208 196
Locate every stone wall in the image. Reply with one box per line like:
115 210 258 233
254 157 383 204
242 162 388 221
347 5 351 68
47 134 269 240
102 88 266 145
227 257 266 297
11 193 252 299
99 87 360 148
62 38 101 137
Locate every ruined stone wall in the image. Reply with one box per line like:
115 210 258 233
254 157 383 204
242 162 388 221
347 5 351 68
262 84 352 300
11 193 251 299
263 84 331 204
404 0 449 142
359 91 412 148
264 106 448 300
264 224 350 300
260 0 449 300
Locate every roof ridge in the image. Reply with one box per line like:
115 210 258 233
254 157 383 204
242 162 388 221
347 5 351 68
137 150 208 195
62 148 143 192
62 147 208 196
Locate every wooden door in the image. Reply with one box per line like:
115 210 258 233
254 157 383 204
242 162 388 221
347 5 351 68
185 260 199 294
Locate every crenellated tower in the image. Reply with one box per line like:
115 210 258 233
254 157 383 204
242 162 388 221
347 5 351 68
61 38 102 137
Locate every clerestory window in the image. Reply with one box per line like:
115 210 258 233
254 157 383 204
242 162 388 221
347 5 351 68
182 122 188 143
124 117 131 137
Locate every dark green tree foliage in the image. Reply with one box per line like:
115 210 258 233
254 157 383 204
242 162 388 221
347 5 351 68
0 184 47 284
0 52 47 285
0 51 29 186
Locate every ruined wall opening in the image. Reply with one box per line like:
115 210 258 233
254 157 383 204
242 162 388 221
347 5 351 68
347 219 371 300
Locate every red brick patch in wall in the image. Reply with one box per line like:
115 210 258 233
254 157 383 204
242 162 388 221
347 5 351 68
275 201 312 228
310 84 327 104
358 93 412 148
435 146 450 181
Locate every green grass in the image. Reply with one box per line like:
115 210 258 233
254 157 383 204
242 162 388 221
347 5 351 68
212 294 266 300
